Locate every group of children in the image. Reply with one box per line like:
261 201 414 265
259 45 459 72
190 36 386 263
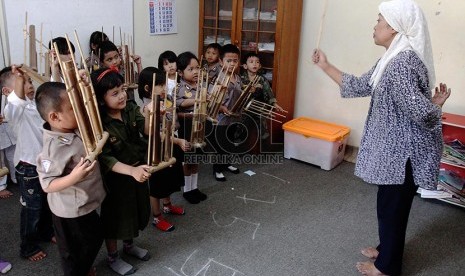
0 33 282 275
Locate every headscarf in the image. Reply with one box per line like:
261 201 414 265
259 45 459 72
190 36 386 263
370 0 435 89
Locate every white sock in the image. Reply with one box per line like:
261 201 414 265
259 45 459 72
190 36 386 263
184 175 192 192
191 173 198 190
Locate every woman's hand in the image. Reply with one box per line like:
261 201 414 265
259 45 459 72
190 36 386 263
131 165 151 183
312 49 329 69
432 83 451 108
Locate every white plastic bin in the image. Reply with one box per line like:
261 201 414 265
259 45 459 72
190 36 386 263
283 117 350 170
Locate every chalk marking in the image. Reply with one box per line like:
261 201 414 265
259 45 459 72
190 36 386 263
261 172 290 184
236 194 276 204
212 212 260 240
166 249 245 276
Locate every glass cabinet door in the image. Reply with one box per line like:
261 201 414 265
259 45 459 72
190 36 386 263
239 0 277 84
201 0 234 53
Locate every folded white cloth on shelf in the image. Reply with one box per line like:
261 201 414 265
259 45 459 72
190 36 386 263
219 10 232 17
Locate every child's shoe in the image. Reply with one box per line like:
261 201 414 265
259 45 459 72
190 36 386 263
163 204 185 215
107 252 136 275
152 215 174 232
192 189 207 201
183 191 201 204
0 260 11 274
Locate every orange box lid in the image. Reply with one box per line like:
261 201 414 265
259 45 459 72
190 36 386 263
282 117 350 142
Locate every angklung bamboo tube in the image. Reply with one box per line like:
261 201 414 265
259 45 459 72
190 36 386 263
229 75 259 116
147 73 176 173
73 31 104 141
28 25 37 70
207 64 234 123
0 151 8 178
190 68 208 148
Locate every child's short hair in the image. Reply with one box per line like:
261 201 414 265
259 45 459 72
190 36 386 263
90 67 124 105
205 43 222 52
176 52 198 72
0 66 13 91
158 51 177 71
35 82 67 121
89 31 109 52
97 41 119 63
48 37 75 55
242 52 260 64
220 44 240 59
138 67 166 100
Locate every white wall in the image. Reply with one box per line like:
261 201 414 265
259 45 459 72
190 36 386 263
295 0 465 146
134 0 199 68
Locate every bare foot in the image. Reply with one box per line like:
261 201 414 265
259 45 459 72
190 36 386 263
356 261 387 276
361 247 379 259
0 189 13 199
28 251 47 261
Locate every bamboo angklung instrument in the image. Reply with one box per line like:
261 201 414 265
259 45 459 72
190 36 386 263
53 35 109 162
147 73 177 173
190 68 208 148
17 64 48 84
206 64 235 124
244 99 288 123
122 40 137 89
229 75 259 116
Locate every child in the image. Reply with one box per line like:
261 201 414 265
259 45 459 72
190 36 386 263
240 52 283 140
158 50 177 96
48 37 75 82
138 67 188 231
86 31 109 71
176 52 208 203
98 40 142 101
0 115 15 199
3 66 54 261
35 81 105 276
91 67 151 275
202 43 222 84
0 70 16 198
209 44 241 181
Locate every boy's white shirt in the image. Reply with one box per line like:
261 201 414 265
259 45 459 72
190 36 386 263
4 90 44 166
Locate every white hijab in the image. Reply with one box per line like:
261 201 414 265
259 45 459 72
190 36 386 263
370 0 435 89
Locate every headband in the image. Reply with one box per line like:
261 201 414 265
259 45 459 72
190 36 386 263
96 66 119 83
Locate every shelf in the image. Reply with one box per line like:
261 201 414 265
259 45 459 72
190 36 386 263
204 16 277 23
241 30 276 34
202 27 232 31
442 112 465 128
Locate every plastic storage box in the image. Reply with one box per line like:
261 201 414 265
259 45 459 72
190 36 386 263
283 117 350 170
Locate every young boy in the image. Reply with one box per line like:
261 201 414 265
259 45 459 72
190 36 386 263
0 70 16 198
209 44 242 181
203 43 222 84
98 40 142 101
240 52 283 139
35 81 106 276
3 66 54 261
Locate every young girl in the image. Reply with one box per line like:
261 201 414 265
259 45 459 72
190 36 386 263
176 52 208 204
91 67 151 275
138 67 189 231
86 31 109 71
158 50 177 96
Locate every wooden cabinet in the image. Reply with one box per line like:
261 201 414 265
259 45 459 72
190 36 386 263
198 0 302 124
